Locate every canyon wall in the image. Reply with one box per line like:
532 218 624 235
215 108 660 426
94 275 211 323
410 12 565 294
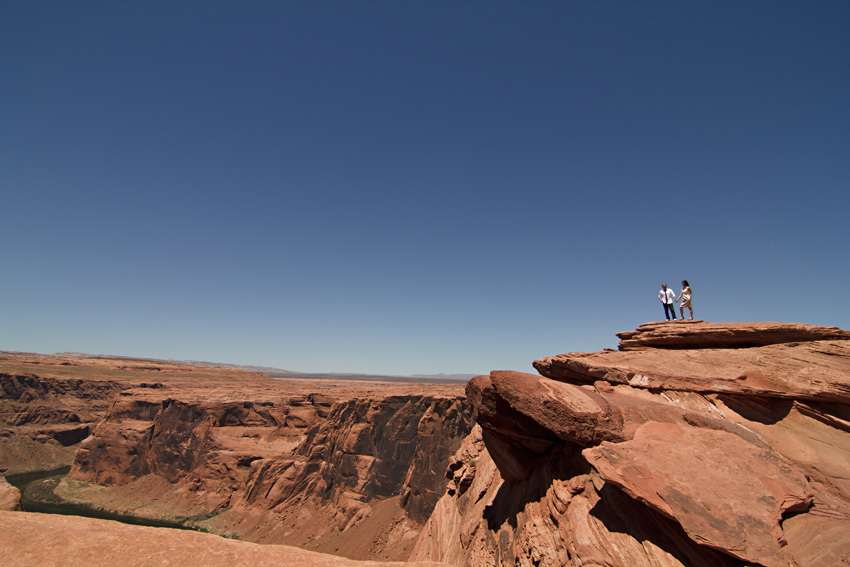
0 371 125 475
209 394 474 559
67 391 332 516
0 353 472 562
411 322 850 567
60 381 472 560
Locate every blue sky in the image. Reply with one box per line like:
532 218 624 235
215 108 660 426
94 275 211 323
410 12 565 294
2 1 848 375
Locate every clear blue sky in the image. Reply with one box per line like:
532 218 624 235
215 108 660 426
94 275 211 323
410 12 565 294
2 1 848 375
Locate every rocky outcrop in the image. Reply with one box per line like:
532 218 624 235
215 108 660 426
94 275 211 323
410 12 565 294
0 511 451 567
533 339 850 403
0 373 125 475
584 422 811 567
615 320 850 351
0 476 21 511
412 322 850 567
0 373 124 410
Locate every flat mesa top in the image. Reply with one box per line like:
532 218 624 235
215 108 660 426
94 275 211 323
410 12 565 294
0 352 467 402
615 321 850 350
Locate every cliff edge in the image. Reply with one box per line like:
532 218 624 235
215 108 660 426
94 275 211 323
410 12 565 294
412 321 850 567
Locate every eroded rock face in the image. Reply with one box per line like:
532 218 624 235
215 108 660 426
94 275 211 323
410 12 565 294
0 373 125 475
290 395 473 524
464 372 624 482
64 388 472 561
413 322 850 567
69 393 341 515
584 422 811 567
0 353 471 562
412 431 746 567
533 340 850 403
202 395 474 559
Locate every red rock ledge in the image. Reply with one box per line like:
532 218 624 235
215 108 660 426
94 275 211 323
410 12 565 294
0 511 450 567
615 320 850 351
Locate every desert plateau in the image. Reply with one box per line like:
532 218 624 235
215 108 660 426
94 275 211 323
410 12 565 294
2 320 850 567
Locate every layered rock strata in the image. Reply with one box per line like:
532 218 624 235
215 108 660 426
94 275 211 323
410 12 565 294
412 321 850 567
61 387 472 560
205 395 474 559
0 372 125 475
615 320 850 351
0 353 471 563
0 352 287 475
67 392 332 515
533 338 850 403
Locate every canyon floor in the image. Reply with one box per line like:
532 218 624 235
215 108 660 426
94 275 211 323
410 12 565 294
2 320 850 566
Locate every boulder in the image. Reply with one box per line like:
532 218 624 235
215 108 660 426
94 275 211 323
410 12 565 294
0 476 21 511
584 421 812 567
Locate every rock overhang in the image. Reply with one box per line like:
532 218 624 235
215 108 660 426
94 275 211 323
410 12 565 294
455 321 850 566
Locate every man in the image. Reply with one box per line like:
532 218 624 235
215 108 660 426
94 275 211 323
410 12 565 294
659 283 677 321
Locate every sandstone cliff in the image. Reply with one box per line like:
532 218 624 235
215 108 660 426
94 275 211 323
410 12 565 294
0 352 285 475
411 321 850 567
206 394 474 559
66 392 331 516
0 371 125 475
58 379 471 560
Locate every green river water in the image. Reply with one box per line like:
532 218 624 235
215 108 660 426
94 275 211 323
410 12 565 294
6 468 204 531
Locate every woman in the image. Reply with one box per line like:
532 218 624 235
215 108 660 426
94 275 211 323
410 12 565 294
677 280 694 320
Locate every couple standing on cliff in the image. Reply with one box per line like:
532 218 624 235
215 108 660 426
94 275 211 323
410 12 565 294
659 281 694 321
